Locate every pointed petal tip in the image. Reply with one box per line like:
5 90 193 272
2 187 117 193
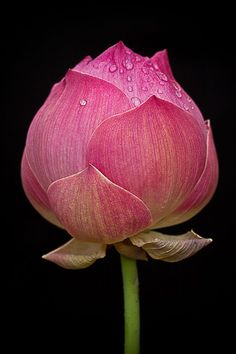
41 238 106 269
131 230 213 262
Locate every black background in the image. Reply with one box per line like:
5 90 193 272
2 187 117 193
5 5 235 353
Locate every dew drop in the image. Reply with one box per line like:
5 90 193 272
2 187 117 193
109 64 118 73
153 63 159 70
128 86 133 92
80 99 87 106
158 88 163 94
142 67 148 74
141 86 148 91
187 96 192 102
123 59 134 70
127 75 132 82
156 71 168 81
159 81 165 85
191 106 195 110
131 97 141 106
172 81 181 91
119 68 124 74
175 90 182 98
183 103 189 110
126 62 133 70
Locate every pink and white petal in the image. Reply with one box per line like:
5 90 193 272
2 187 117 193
26 70 131 190
151 49 175 79
74 41 148 107
130 230 212 262
136 59 205 125
21 151 62 228
88 96 207 225
42 238 106 269
155 121 219 228
47 165 152 244
74 55 92 70
114 241 148 261
74 42 205 124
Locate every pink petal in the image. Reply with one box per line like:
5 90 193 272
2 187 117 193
151 49 175 79
155 121 219 228
87 96 207 225
21 151 62 227
47 165 152 244
130 230 212 262
42 238 106 269
75 42 205 126
74 41 148 106
25 70 131 190
74 55 92 70
139 57 204 125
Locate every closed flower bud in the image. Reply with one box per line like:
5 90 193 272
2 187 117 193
21 42 218 269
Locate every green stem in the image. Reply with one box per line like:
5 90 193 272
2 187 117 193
120 255 140 354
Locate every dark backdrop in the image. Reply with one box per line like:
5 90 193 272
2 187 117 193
5 6 234 354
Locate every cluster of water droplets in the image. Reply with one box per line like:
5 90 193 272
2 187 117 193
140 61 169 96
81 47 196 112
107 49 145 107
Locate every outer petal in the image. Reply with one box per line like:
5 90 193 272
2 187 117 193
140 55 204 125
47 165 152 244
26 70 131 190
74 55 92 70
42 238 106 269
75 41 205 126
151 49 175 79
21 151 62 227
130 230 212 262
156 121 219 228
88 96 207 225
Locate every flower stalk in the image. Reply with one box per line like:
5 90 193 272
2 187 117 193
120 255 140 354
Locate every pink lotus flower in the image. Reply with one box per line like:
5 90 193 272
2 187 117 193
21 42 218 269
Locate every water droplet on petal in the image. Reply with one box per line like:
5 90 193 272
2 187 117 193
131 97 141 106
191 106 195 110
156 71 168 81
126 62 133 70
158 88 163 94
187 96 192 102
175 90 182 98
128 86 133 92
172 81 181 91
183 103 189 110
126 49 131 55
109 64 118 73
141 86 148 91
80 99 87 106
119 68 124 74
159 81 165 85
142 67 148 74
123 59 133 70
127 75 132 82
153 63 159 70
